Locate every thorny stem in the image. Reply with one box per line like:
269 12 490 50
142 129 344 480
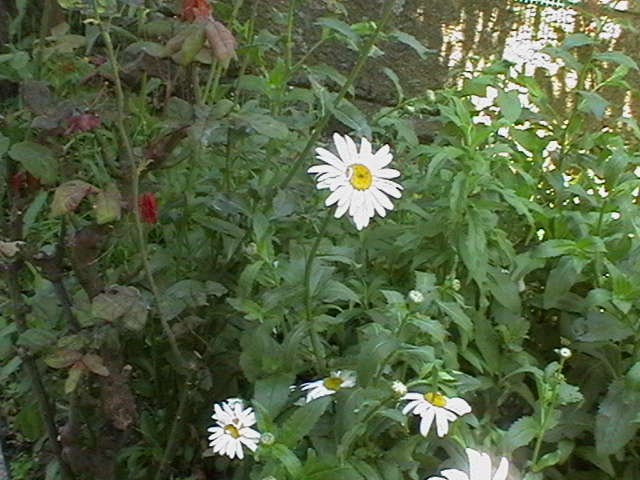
98 20 185 369
7 266 75 480
153 371 194 480
303 211 333 372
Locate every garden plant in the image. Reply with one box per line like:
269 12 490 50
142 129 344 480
1 0 640 479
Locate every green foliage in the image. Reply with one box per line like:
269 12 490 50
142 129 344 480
1 1 640 480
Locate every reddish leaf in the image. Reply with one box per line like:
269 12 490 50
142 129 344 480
182 0 211 22
64 112 101 135
82 354 110 377
51 180 99 217
44 349 83 369
205 19 237 67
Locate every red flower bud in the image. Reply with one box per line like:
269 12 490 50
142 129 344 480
138 192 158 225
182 0 211 22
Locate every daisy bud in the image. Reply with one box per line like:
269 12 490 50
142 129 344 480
408 290 424 304
260 432 275 445
243 242 258 256
391 380 408 396
451 278 461 291
138 192 158 225
558 347 572 359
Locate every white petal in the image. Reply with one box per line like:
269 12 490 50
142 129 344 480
240 436 259 452
374 178 403 198
368 189 387 217
325 185 349 207
445 397 472 416
370 187 395 210
401 392 425 401
308 164 342 175
333 133 355 164
370 144 392 168
374 167 401 179
315 147 346 170
441 469 471 480
466 449 492 479
419 407 436 436
434 408 456 437
360 137 372 159
334 200 349 219
493 457 509 480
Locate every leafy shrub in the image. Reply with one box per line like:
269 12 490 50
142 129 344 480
1 1 639 480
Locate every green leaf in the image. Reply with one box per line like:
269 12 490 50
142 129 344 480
17 328 57 352
15 402 44 441
279 396 330 447
572 311 632 342
254 373 294 420
543 257 584 309
436 300 472 334
496 90 521 123
625 362 640 391
23 191 49 236
562 33 596 49
534 239 576 258
357 334 400 387
270 443 303 477
595 379 640 456
504 415 538 450
488 269 521 313
473 314 500 371
578 91 609 119
94 183 121 224
65 363 85 393
533 440 574 471
315 17 360 45
459 210 488 287
330 99 371 138
43 349 83 369
8 141 58 184
0 355 22 381
594 51 638 70
389 30 433 59
50 180 99 217
238 113 289 139
91 285 148 331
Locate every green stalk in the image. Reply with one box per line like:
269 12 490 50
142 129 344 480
303 211 333 372
278 0 396 191
98 20 185 370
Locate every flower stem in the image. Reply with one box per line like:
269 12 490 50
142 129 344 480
303 211 333 372
278 0 395 191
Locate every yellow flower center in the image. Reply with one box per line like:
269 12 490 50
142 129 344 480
323 376 344 391
224 424 241 439
424 392 447 407
348 164 373 190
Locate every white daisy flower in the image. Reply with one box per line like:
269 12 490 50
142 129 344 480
402 391 471 437
300 370 356 403
307 133 402 230
429 448 509 480
207 398 260 460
